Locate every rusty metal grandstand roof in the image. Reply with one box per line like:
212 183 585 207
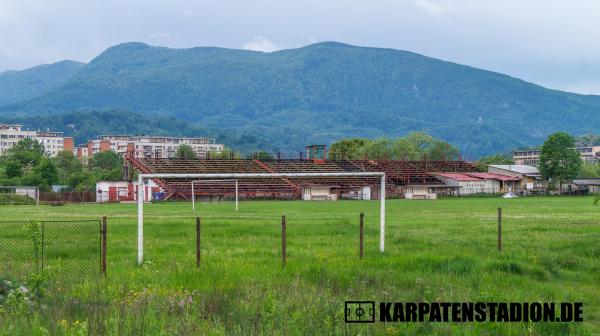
125 157 476 199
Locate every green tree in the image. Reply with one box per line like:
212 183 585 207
209 147 240 159
365 139 395 160
539 132 582 193
404 132 435 155
33 158 59 190
175 144 197 159
7 138 45 156
391 138 419 160
4 160 24 178
578 163 600 178
328 132 460 161
328 138 372 160
89 151 123 171
426 141 460 161
4 138 46 167
87 151 123 185
53 150 83 184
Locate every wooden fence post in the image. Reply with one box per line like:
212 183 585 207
101 216 107 277
282 215 286 267
196 217 201 268
497 208 502 252
359 213 364 259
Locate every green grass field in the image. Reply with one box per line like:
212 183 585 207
1 197 599 335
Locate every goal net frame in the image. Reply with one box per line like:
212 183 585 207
0 185 39 205
136 172 386 265
191 179 239 211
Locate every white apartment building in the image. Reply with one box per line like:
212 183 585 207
83 135 224 159
513 146 600 166
0 124 72 156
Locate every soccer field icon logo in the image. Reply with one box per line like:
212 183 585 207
345 301 375 323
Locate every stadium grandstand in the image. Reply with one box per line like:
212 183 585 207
125 153 477 201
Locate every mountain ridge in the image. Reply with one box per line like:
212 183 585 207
1 42 599 158
0 60 85 106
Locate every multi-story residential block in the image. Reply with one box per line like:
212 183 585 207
513 146 600 166
82 135 224 159
577 146 600 164
0 124 73 156
512 149 542 166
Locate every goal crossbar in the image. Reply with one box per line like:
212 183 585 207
137 172 386 265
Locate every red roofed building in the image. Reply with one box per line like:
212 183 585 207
435 172 520 195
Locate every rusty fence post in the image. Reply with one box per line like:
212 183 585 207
101 216 107 277
196 217 201 268
282 215 286 267
497 208 502 252
359 213 364 259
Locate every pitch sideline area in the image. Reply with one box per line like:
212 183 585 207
1 196 598 334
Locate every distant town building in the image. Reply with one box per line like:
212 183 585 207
513 146 600 166
435 172 520 195
95 179 164 203
81 135 224 159
0 124 73 156
488 164 542 192
563 178 600 194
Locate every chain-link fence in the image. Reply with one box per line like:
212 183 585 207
0 219 105 281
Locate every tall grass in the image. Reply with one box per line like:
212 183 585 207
0 197 598 335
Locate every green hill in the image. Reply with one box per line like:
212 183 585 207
0 60 85 105
2 42 600 157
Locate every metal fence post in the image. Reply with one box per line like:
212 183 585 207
101 216 107 277
196 217 201 268
282 215 286 267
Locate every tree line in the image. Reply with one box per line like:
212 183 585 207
0 140 237 192
0 139 122 191
328 132 460 161
1 132 597 194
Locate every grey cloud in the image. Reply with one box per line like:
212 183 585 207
0 0 599 94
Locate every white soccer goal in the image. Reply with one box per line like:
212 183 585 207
0 186 39 205
136 172 386 265
191 179 238 211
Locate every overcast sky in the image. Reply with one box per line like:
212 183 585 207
1 0 600 94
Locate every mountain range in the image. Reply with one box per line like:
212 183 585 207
1 41 600 158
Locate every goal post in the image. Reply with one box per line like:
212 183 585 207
137 172 386 265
